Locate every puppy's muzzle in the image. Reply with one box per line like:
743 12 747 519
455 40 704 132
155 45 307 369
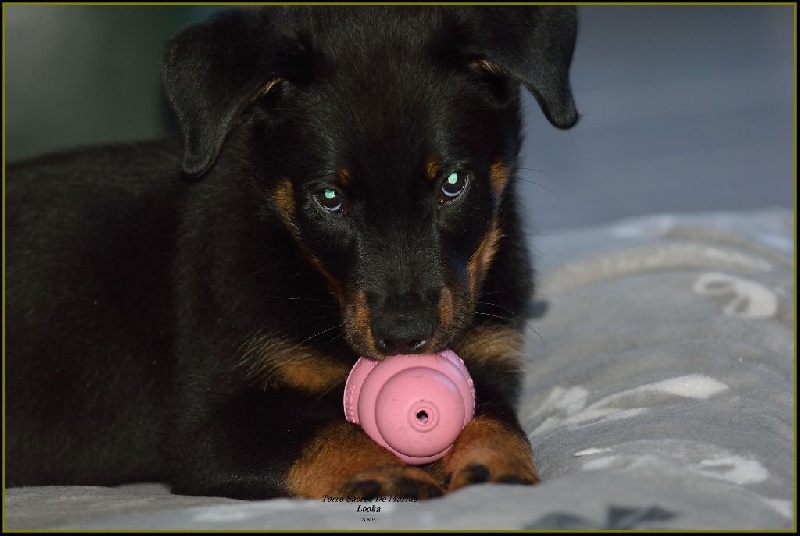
369 289 440 356
372 312 433 355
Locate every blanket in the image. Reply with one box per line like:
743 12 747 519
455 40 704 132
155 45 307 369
4 208 794 530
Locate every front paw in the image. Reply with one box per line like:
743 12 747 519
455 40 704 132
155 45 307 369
339 465 444 500
440 416 539 492
443 449 538 491
287 420 445 499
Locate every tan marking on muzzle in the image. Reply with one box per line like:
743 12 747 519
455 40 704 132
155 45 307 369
427 285 455 349
437 286 454 332
343 288 382 359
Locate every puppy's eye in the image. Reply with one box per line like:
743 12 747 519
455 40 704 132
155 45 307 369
315 187 344 213
439 172 468 203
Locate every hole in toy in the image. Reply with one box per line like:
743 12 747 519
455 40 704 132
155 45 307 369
416 410 429 423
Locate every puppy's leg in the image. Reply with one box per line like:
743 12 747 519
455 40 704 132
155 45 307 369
438 323 539 492
287 420 444 499
438 413 538 492
167 387 443 500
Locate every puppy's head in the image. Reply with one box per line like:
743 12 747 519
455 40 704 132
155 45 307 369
163 6 579 360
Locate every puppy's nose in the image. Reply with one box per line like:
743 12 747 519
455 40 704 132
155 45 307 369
372 314 433 356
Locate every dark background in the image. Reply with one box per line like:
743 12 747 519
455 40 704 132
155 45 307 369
5 5 794 233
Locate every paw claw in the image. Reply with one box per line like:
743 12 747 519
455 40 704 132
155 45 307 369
337 466 444 500
444 452 538 491
395 477 443 499
496 474 534 485
341 479 383 500
461 464 490 484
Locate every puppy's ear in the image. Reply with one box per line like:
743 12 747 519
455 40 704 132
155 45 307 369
162 8 303 176
456 6 580 129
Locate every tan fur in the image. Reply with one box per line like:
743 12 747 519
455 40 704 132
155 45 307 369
251 77 284 102
437 286 454 333
426 156 441 181
270 178 343 302
489 160 510 196
286 420 406 498
336 165 353 187
442 415 538 491
343 288 382 358
473 58 503 77
466 217 503 301
239 333 349 395
271 178 298 235
454 322 523 371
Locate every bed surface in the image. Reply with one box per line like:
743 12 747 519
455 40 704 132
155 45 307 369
5 208 794 530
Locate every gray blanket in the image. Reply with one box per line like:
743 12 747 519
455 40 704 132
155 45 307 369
5 208 794 530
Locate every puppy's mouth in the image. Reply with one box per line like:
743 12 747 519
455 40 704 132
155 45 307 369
341 286 465 361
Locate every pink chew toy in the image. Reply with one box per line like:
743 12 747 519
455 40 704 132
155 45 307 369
343 349 475 465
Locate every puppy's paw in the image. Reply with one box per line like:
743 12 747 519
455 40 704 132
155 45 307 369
442 448 538 492
440 416 539 493
338 465 444 500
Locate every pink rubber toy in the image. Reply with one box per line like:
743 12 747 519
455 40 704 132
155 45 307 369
343 349 475 465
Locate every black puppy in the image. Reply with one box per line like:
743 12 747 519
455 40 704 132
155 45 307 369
6 6 578 500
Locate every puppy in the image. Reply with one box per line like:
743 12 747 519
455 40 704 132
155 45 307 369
6 6 578 500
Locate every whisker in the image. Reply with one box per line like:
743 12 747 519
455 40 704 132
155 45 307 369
315 331 346 356
238 265 275 283
274 296 339 305
476 300 521 318
514 177 557 196
474 310 514 323
473 311 544 345
516 166 556 181
299 324 342 346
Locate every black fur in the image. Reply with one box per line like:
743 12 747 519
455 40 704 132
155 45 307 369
6 6 578 499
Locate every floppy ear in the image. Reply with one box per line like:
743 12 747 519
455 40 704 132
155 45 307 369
456 6 580 130
162 8 302 176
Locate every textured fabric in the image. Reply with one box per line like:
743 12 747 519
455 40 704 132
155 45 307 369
5 208 794 530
